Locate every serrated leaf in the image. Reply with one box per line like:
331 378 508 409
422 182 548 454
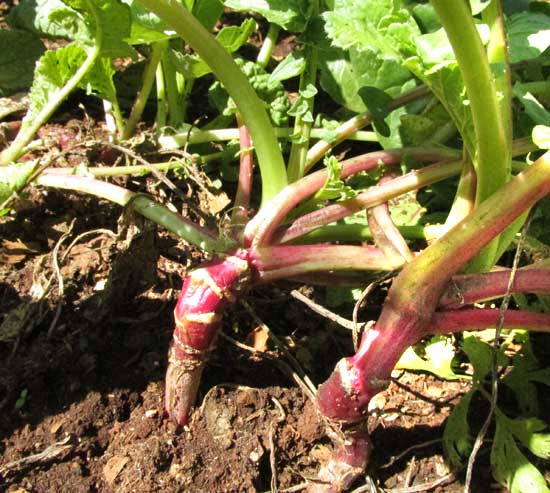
443 390 474 466
223 0 311 31
269 51 306 84
0 29 45 97
7 0 87 39
314 155 357 201
22 43 118 130
0 161 37 204
492 418 550 493
503 342 550 415
405 58 476 158
60 0 133 58
323 0 420 56
506 11 550 64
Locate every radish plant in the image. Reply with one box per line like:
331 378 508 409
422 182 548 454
2 0 550 491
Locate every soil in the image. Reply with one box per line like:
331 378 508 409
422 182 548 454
0 4 519 492
0 178 499 493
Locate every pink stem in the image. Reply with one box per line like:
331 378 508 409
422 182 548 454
231 118 254 235
366 173 413 262
432 308 550 333
165 250 252 424
316 151 550 423
279 159 462 243
249 244 405 283
245 148 459 246
440 265 550 308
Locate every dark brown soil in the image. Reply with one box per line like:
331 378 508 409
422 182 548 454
0 185 493 492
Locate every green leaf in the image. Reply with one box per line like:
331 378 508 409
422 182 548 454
492 418 550 493
209 58 290 126
0 29 45 96
223 0 311 31
400 103 453 146
170 19 257 79
461 335 508 384
323 0 420 56
533 125 550 149
405 58 476 157
503 342 550 415
513 82 550 126
7 0 87 39
193 0 223 31
215 18 257 53
506 417 550 460
60 0 133 58
23 43 118 129
414 24 490 67
122 0 177 44
396 335 463 380
269 50 306 84
506 11 550 64
411 3 440 33
443 390 474 466
358 86 392 137
314 155 357 201
0 161 38 205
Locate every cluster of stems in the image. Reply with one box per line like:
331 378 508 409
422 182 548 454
4 1 550 491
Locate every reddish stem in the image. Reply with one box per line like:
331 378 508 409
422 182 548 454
231 118 254 235
440 264 550 308
245 148 459 246
366 173 413 262
432 308 550 333
165 250 252 424
249 244 405 283
279 159 462 243
316 151 550 423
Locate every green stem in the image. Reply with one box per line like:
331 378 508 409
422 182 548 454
386 150 550 322
159 127 378 148
287 44 318 182
431 0 510 271
136 0 287 201
256 24 280 68
34 173 223 253
0 45 102 166
160 40 185 128
289 223 444 244
305 85 430 171
123 42 164 140
44 152 225 177
155 57 168 130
